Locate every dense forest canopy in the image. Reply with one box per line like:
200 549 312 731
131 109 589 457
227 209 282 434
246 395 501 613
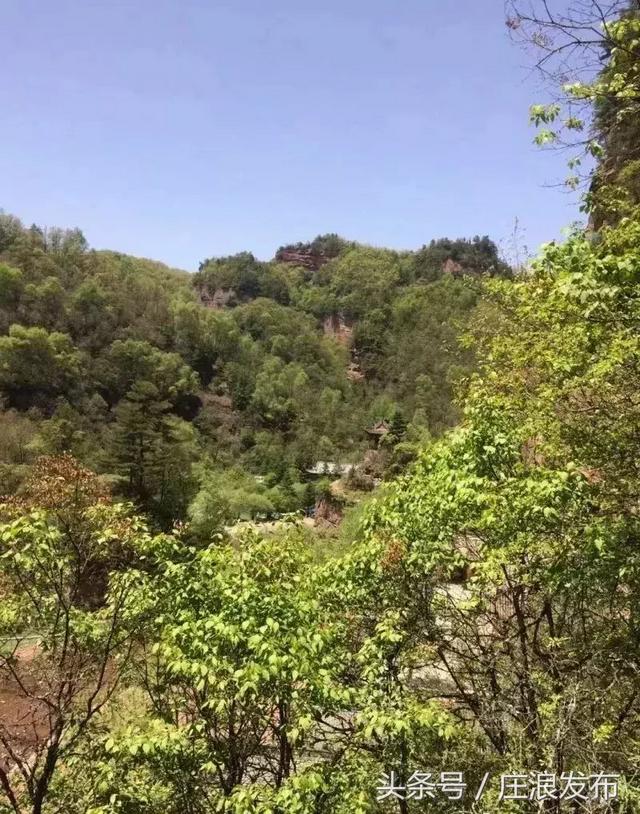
0 216 507 526
1 1 640 813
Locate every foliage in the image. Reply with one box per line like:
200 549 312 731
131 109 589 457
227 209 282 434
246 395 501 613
187 466 279 540
0 457 160 814
0 209 503 526
410 236 511 282
3 216 640 808
7 6 640 809
509 0 640 220
0 325 85 408
94 532 348 813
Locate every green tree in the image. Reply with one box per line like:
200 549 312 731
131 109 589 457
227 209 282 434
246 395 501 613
109 381 199 521
509 0 640 222
0 265 23 310
97 339 199 406
0 325 85 408
97 532 346 812
250 357 309 430
0 457 153 814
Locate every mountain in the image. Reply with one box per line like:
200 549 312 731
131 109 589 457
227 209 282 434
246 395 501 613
0 212 510 525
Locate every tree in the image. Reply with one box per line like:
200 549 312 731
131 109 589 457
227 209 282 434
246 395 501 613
172 301 241 387
20 278 66 330
0 325 85 409
195 252 288 305
327 246 402 319
250 358 309 430
96 532 346 813
345 198 640 808
411 236 511 282
507 0 640 219
67 279 113 351
0 213 23 254
0 266 23 310
97 339 199 406
0 457 153 814
0 410 38 495
386 409 408 446
187 467 276 540
108 381 199 522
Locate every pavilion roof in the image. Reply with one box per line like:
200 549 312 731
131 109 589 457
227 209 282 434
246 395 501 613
366 419 391 436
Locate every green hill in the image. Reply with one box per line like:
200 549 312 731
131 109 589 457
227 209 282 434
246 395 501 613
0 213 509 525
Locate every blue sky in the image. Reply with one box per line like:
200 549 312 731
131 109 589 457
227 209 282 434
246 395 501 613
2 0 580 270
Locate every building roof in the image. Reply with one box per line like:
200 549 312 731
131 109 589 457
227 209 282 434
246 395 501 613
304 462 356 477
366 419 391 436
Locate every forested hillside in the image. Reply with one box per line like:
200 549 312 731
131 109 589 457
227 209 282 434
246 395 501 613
1 1 639 813
0 218 506 525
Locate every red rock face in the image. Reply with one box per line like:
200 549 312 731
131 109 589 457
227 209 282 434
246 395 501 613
198 287 235 309
442 257 465 277
322 312 353 346
275 250 331 271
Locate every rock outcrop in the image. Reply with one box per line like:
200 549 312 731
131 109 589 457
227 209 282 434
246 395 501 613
198 287 235 309
322 312 353 346
275 249 331 271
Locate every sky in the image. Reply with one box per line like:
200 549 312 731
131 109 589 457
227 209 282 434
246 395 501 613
1 0 581 270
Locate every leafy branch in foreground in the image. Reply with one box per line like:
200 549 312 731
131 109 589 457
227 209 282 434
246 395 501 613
0 457 157 814
508 0 640 211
